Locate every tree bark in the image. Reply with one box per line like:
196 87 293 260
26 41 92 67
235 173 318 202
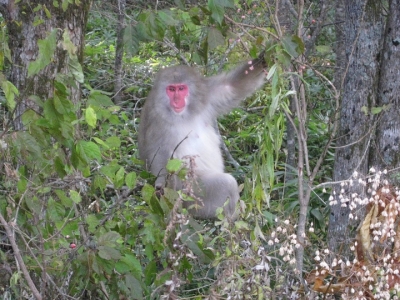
369 0 400 178
328 0 385 255
0 0 91 129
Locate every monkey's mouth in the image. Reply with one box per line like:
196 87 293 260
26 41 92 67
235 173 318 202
172 106 185 113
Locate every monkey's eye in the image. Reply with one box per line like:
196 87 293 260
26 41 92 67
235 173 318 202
178 86 185 91
167 86 176 92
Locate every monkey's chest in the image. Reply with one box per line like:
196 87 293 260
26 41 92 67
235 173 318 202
172 122 224 172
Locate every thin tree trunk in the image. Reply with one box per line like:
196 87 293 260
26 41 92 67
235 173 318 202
280 0 297 192
114 0 126 104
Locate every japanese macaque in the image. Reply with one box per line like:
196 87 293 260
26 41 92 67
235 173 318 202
138 54 266 219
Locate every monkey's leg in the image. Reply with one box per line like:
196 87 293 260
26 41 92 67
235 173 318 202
188 173 239 220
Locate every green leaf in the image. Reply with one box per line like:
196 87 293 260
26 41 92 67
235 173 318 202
105 136 121 148
99 231 121 245
61 0 69 11
125 172 137 189
208 0 225 25
262 210 276 225
54 156 67 178
158 10 178 26
62 30 76 56
17 177 27 193
47 198 65 221
124 275 144 300
25 197 41 215
150 195 164 216
58 219 79 235
198 246 215 260
316 45 331 54
142 184 155 203
86 214 100 233
124 23 140 55
144 260 157 286
43 5 51 18
371 104 390 114
55 189 73 208
115 167 125 188
235 220 250 230
166 159 183 173
77 141 102 161
100 163 121 178
215 0 235 8
22 110 40 129
361 106 369 115
92 137 109 149
310 208 324 222
28 29 57 77
98 246 121 260
85 106 97 128
53 94 68 114
98 256 115 274
69 190 81 204
1 80 18 110
281 35 304 58
117 254 142 279
87 90 114 106
207 27 225 50
115 260 131 274
174 0 185 9
266 63 277 81
191 15 201 25
68 54 84 83
269 89 281 118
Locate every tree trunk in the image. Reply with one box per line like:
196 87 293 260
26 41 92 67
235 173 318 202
328 0 385 255
369 0 400 178
0 0 91 129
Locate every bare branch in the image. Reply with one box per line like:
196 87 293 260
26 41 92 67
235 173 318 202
0 212 42 300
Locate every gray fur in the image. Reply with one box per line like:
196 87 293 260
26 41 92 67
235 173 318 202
138 58 266 219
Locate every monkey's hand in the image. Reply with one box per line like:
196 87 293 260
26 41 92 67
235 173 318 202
155 185 165 197
254 50 267 69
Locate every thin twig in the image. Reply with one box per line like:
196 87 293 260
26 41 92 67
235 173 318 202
0 212 42 300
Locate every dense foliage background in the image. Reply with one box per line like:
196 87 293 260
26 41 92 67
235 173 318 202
0 0 399 299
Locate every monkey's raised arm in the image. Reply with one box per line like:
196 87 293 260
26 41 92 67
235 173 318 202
206 55 266 115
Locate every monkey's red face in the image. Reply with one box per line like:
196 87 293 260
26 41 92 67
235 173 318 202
166 84 188 113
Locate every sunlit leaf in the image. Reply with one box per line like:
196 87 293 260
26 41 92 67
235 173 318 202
85 106 97 128
105 136 121 148
125 172 137 189
166 159 183 173
69 190 82 204
1 80 18 110
77 140 102 161
87 90 114 106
